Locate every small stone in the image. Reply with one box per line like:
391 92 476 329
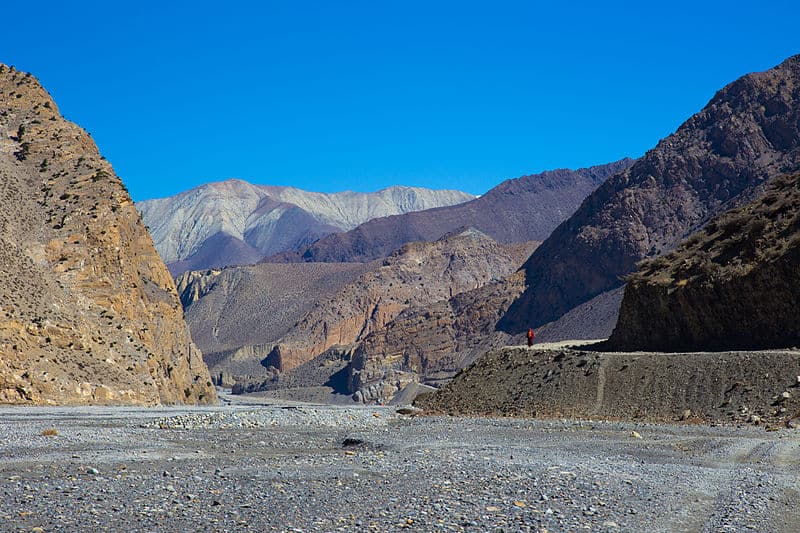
749 415 762 425
87 467 99 475
165 484 176 492
630 431 642 439
680 409 692 421
485 506 501 512
212 500 222 506
602 521 620 528
781 391 791 400
512 500 526 507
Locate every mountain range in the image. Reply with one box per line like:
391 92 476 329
267 160 633 263
137 180 474 274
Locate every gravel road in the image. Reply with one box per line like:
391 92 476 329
1 394 799 532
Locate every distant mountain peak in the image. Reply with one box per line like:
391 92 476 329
137 180 475 273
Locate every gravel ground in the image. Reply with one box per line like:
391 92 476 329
1 394 799 532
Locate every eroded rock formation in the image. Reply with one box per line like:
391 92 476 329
0 65 215 405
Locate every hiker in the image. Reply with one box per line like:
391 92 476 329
527 328 535 347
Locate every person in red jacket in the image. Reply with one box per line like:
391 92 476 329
527 328 535 347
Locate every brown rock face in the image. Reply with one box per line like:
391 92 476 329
0 65 215 405
347 271 527 403
502 55 800 333
265 230 537 372
607 172 800 352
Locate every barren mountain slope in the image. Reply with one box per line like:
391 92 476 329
265 230 538 373
502 55 800 332
345 271 528 402
268 160 633 263
0 65 215 405
137 180 474 273
176 262 374 381
607 172 800 351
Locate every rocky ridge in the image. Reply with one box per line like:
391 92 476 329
416 346 800 427
268 160 633 263
180 230 537 389
137 179 474 274
607 172 800 351
0 65 215 405
502 55 800 333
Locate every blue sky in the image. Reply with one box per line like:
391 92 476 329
1 1 797 201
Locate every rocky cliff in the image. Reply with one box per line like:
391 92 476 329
264 229 537 372
501 55 800 333
268 160 633 263
346 271 528 403
0 65 215 405
607 172 800 351
137 179 474 274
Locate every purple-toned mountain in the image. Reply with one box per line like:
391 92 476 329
266 160 634 264
501 54 800 333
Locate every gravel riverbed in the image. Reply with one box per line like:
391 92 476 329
1 394 799 532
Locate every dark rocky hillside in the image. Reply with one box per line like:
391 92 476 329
267 160 633 263
607 172 800 351
502 55 800 333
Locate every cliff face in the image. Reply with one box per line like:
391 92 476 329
265 230 537 372
607 172 800 352
0 65 215 405
502 55 800 333
137 180 474 274
346 271 527 403
268 160 633 263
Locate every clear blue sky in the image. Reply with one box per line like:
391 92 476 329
1 1 797 201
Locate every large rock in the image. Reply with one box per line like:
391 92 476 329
607 172 800 351
268 160 633 263
501 55 800 333
0 65 215 405
137 179 475 274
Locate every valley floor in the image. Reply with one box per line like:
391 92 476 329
1 396 799 532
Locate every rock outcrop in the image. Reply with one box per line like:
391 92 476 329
502 55 800 333
607 172 800 351
268 160 633 263
0 65 215 405
137 179 474 274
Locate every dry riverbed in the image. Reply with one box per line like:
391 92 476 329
1 394 799 532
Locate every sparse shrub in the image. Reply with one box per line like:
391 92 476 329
41 428 58 437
